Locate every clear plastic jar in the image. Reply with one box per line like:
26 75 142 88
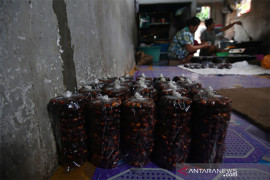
121 93 156 167
47 93 88 172
87 96 121 168
189 89 232 164
153 92 192 170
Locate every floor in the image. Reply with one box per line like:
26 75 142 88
51 64 270 180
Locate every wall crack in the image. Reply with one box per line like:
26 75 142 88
53 0 77 92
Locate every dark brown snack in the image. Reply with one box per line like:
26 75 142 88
226 63 232 69
209 63 216 68
86 96 121 168
184 64 189 68
180 80 202 99
183 63 202 69
217 63 226 69
188 88 232 164
47 92 88 172
217 63 232 69
79 86 102 100
201 64 207 68
121 93 156 167
193 63 202 69
153 92 192 170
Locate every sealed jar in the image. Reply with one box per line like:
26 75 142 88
47 91 88 172
153 91 192 170
189 87 232 164
87 96 121 168
121 93 156 167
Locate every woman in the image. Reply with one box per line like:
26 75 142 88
168 17 210 64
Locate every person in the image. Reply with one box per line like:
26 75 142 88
168 17 211 64
200 18 242 56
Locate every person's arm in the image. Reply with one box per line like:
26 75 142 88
220 21 242 32
201 39 206 44
180 31 210 53
185 43 210 53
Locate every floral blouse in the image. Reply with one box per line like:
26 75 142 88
168 27 194 59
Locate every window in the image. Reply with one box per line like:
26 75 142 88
196 6 210 21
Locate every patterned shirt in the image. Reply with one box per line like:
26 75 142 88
168 27 194 59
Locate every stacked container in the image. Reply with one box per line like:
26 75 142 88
153 91 192 170
47 92 88 171
87 95 121 168
121 93 156 167
189 87 232 164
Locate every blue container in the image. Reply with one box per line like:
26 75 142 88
138 46 161 62
153 43 169 52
